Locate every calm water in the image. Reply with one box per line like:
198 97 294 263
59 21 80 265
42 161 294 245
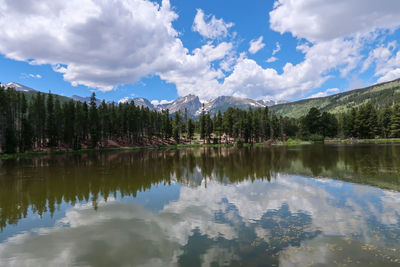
1 145 400 266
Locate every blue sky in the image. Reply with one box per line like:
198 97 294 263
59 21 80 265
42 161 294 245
0 0 400 103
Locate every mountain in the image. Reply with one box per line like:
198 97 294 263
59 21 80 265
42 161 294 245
270 78 400 118
71 95 102 106
14 78 400 119
5 82 36 92
257 99 289 106
132 97 154 109
3 82 71 104
197 96 265 117
157 95 202 115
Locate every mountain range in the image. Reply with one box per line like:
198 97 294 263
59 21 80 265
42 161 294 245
120 94 288 118
4 78 400 118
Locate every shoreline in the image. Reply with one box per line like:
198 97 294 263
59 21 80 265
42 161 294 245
2 138 400 159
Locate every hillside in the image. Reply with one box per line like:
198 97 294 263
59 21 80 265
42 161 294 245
270 79 400 118
4 82 73 105
5 78 400 119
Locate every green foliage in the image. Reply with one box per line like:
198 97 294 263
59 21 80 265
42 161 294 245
235 138 244 148
391 104 400 138
3 81 400 155
271 78 400 118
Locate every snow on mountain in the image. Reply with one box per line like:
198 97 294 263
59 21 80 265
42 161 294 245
196 96 266 117
157 94 202 115
132 97 154 109
4 82 36 92
71 95 103 106
257 99 289 106
4 82 287 118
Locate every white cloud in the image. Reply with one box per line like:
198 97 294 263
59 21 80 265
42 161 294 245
0 0 186 91
29 74 41 79
269 0 400 42
221 38 361 100
21 73 42 79
272 42 281 55
193 41 233 62
192 9 234 39
361 41 400 83
248 36 265 54
308 88 339 99
1 0 400 101
266 56 278 63
151 99 173 106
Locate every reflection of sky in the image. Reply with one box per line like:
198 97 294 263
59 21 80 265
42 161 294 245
1 173 400 266
120 182 181 212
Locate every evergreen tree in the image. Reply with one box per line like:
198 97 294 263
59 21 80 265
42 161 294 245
390 104 400 138
88 93 99 148
379 105 392 138
215 110 223 143
205 113 213 143
304 107 321 134
187 118 195 143
19 94 33 152
320 112 338 138
173 112 181 143
46 92 58 147
199 105 206 142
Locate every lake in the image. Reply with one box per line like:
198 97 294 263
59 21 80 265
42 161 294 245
1 145 400 266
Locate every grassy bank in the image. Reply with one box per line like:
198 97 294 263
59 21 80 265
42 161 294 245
3 138 400 159
0 143 236 160
325 138 400 144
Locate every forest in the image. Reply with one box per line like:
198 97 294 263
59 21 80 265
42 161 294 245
1 85 400 154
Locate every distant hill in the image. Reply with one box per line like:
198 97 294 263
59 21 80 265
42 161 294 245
5 78 400 119
270 79 400 118
3 82 72 104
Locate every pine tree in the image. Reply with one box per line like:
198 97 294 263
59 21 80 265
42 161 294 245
199 105 206 142
262 106 270 140
305 107 321 134
54 96 62 145
173 112 181 143
215 110 223 143
205 113 213 143
366 102 379 138
187 118 195 143
379 105 392 138
88 93 99 148
46 92 58 147
390 104 400 138
19 94 33 152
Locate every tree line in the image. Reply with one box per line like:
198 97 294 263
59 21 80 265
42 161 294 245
2 85 400 154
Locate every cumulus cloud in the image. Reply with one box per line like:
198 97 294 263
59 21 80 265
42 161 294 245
221 38 361 100
248 36 265 54
270 0 400 42
193 41 233 62
1 0 400 100
192 9 234 39
151 99 173 106
0 0 186 91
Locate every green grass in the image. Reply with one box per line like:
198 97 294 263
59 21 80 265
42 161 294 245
325 138 400 144
274 139 312 146
0 143 237 159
